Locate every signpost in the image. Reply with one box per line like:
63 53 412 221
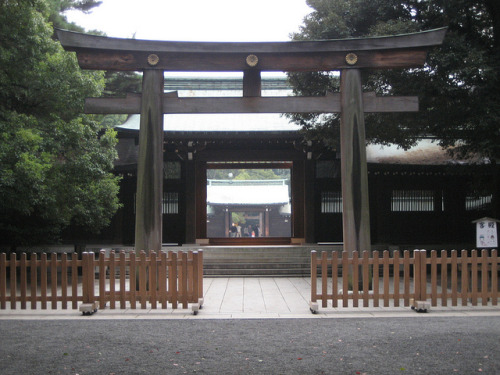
473 217 499 248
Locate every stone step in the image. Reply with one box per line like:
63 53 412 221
176 245 341 276
204 268 310 277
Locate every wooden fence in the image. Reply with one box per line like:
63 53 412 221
310 249 499 311
0 250 203 313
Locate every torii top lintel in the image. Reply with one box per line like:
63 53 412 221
55 28 446 72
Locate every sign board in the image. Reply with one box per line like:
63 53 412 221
474 217 499 248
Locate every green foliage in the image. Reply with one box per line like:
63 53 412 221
289 0 500 160
0 0 121 246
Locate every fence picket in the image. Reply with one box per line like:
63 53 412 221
139 251 147 309
169 251 178 309
342 251 349 308
431 250 437 307
0 253 5 309
120 251 126 309
440 250 447 307
492 250 498 306
362 251 369 307
129 252 136 309
331 251 338 308
403 250 410 306
481 250 488 306
321 251 327 308
373 251 379 308
471 250 478 306
99 251 106 310
159 251 167 309
150 251 157 309
71 253 78 309
451 250 458 306
109 251 116 309
383 251 390 307
41 253 47 309
51 254 57 309
181 252 189 309
352 251 359 308
461 250 468 306
61 253 68 310
20 253 27 310
393 250 400 307
31 253 37 310
10 253 16 309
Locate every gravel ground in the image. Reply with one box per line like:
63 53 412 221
0 317 499 375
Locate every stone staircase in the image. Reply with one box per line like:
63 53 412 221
177 245 342 277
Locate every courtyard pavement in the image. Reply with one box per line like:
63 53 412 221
0 277 499 319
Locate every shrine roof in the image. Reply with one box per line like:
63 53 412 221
207 179 290 206
118 113 300 133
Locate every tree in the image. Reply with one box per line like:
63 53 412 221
289 0 500 161
0 0 121 248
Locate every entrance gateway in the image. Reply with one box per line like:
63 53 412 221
56 28 446 256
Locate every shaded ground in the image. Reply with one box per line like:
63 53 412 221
0 317 498 374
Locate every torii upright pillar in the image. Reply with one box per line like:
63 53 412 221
340 69 371 256
134 70 164 253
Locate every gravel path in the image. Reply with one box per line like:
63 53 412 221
0 317 498 374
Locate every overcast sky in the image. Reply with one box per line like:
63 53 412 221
65 0 313 42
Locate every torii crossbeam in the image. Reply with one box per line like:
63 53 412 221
56 28 446 256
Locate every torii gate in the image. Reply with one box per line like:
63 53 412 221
56 28 446 256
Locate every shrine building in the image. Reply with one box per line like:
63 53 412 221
65 76 499 250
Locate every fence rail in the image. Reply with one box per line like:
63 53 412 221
310 249 498 311
0 250 203 313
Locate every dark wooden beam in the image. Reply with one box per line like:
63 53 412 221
55 28 447 72
243 70 261 97
56 28 447 54
70 49 431 72
85 92 418 114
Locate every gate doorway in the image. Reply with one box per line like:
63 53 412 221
206 163 292 242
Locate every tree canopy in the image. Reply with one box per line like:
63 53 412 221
289 0 500 161
0 0 121 247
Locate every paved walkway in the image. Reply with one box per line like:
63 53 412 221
1 277 499 319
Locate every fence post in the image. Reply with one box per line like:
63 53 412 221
197 250 204 301
411 250 430 312
309 251 319 313
80 252 97 315
191 251 203 315
0 253 6 309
